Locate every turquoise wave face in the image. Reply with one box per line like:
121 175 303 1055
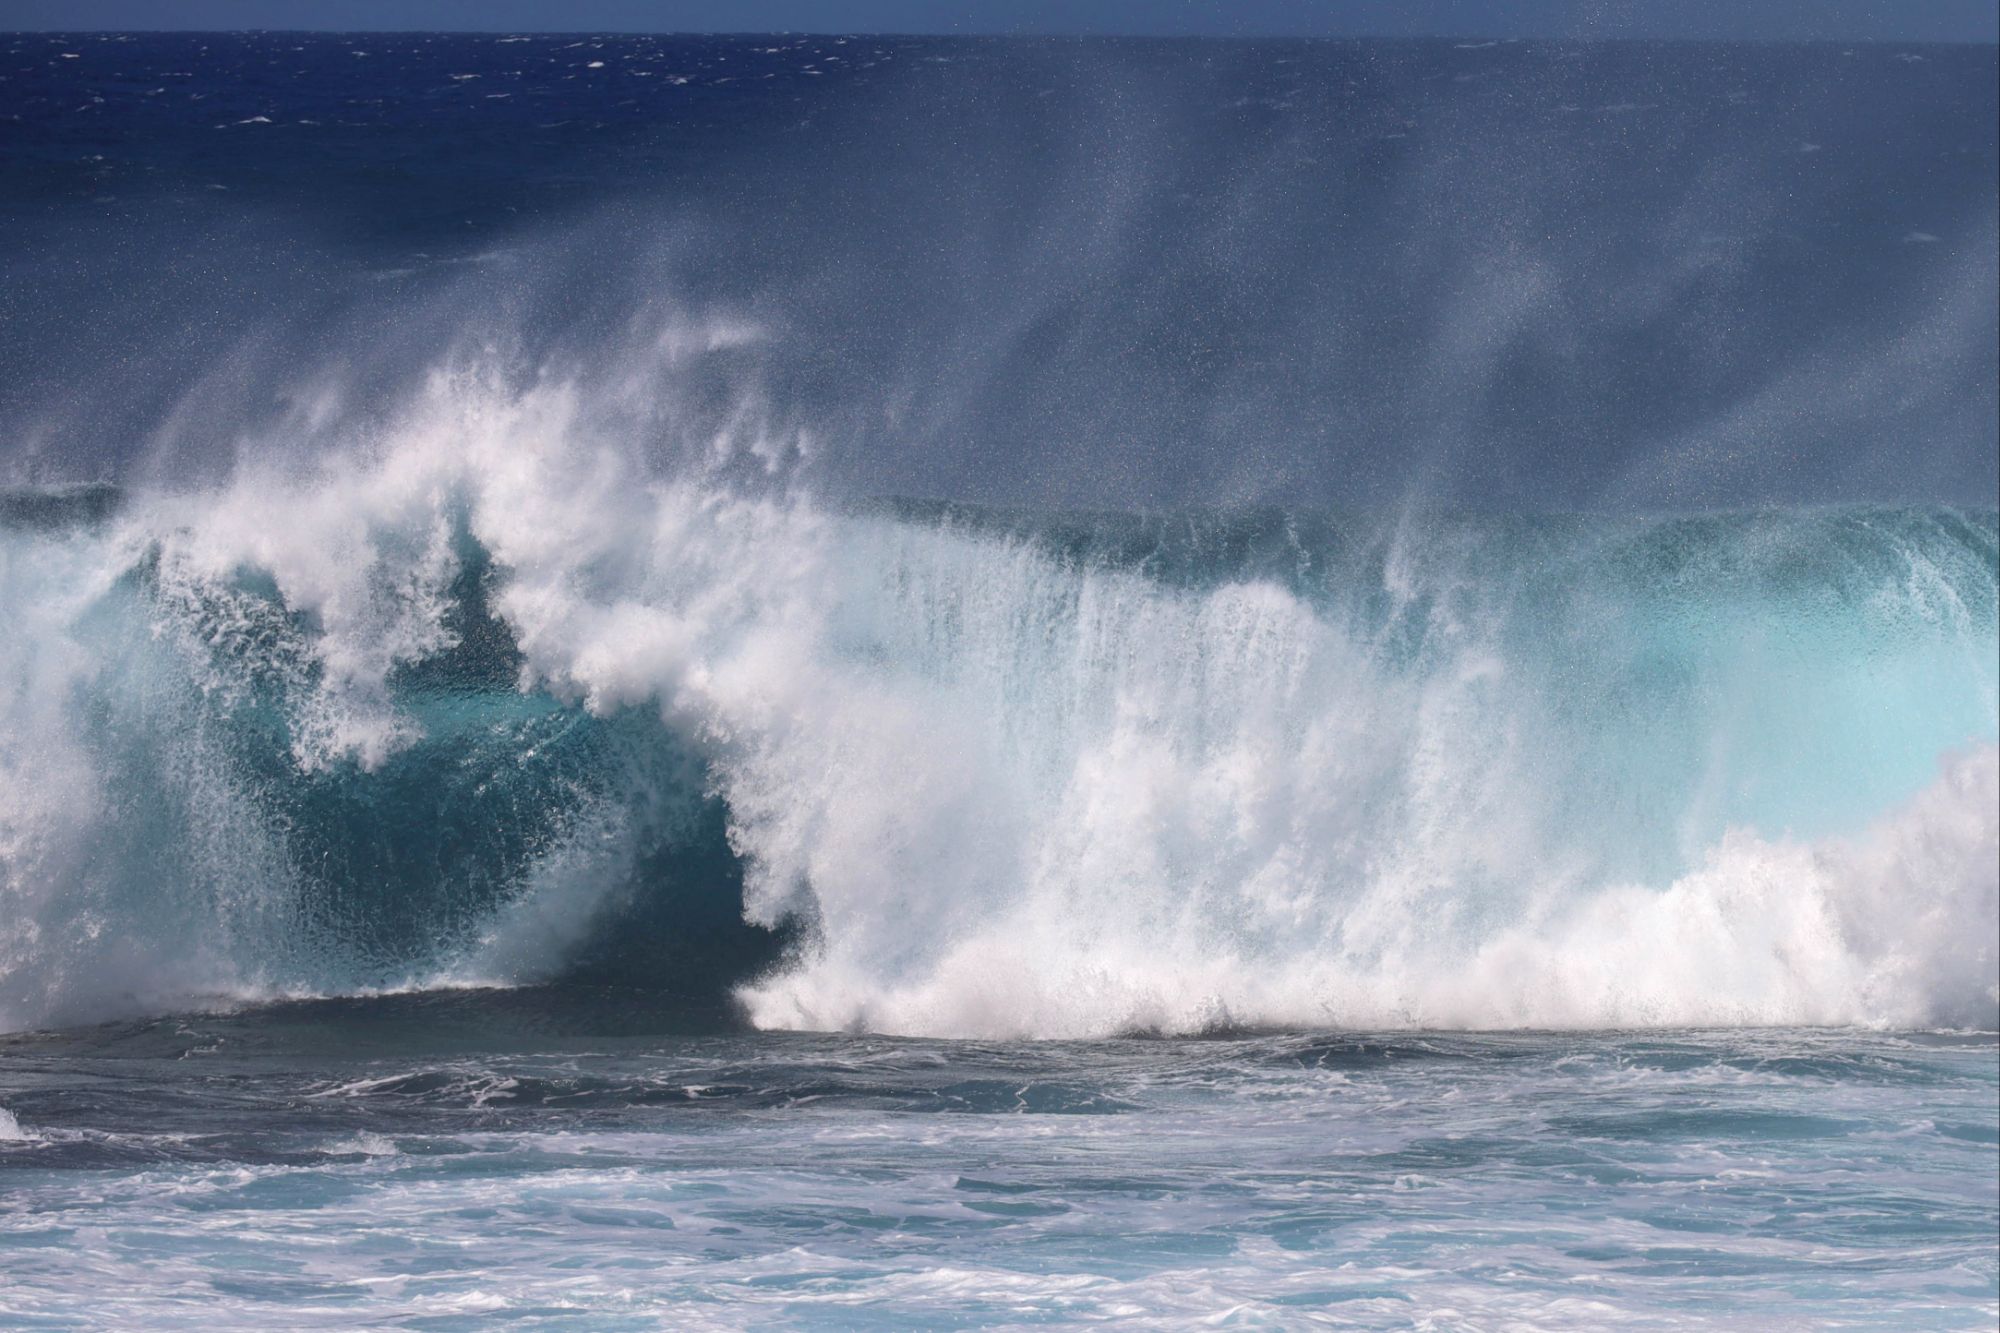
1 492 1995 1033
17 515 788 1014
882 501 1999 871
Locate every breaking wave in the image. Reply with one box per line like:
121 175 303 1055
2 35 1996 1038
2 367 1993 1036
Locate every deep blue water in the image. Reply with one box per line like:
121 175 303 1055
0 30 1996 1329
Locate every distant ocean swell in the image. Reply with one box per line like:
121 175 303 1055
1 383 1994 1037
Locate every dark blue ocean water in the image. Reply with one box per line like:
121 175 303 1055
1 31 1996 1329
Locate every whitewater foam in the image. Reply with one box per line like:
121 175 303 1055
737 739 2000 1037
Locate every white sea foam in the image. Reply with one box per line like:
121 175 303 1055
734 700 1999 1037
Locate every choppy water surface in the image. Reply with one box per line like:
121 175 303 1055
1 1000 1994 1328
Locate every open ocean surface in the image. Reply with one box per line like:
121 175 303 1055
1 30 1996 1328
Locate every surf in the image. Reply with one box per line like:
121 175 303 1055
2 395 1993 1035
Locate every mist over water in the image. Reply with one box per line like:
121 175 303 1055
3 33 1994 506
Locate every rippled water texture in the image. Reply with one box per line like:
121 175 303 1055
2 1004 1994 1328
